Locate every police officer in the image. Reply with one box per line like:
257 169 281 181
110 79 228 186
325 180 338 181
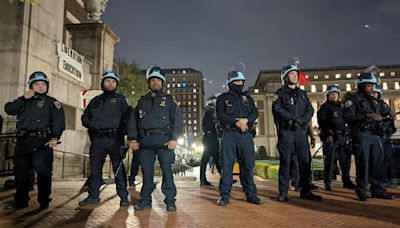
216 70 261 206
200 94 222 186
130 66 183 212
79 70 132 207
272 64 322 202
4 71 65 209
129 107 141 187
343 72 394 201
317 85 355 191
371 84 396 186
290 123 319 191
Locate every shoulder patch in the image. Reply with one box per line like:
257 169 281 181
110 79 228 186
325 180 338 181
344 100 353 108
54 101 62 110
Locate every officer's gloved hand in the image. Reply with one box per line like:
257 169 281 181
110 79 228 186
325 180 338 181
46 138 58 148
326 136 333 144
367 113 383 122
23 89 35 99
165 140 177 150
129 140 140 151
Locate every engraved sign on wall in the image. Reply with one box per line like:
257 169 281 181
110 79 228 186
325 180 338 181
57 42 84 82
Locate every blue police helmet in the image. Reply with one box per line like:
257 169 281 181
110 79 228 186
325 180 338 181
373 84 383 95
280 64 300 82
356 72 378 86
101 71 120 84
227 71 246 84
27 71 49 88
325 84 341 96
146 66 166 83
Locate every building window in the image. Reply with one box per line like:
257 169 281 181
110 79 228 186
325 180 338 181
395 82 400 90
254 89 259 93
167 84 171 88
194 126 197 131
335 74 341 79
172 83 176 88
188 101 192 106
305 75 309 79
194 120 197 124
322 84 327 92
167 89 170 94
194 132 198 137
391 72 396 76
177 83 181 88
346 84 352 91
193 102 197 106
325 75 329 79
311 85 316 93
172 77 176 82
194 108 197 112
300 85 305 90
194 95 197 99
193 82 197 87
188 120 192 124
193 89 197 93
346 73 352 78
314 75 319 80
380 72 385 77
383 82 388 90
188 114 191 118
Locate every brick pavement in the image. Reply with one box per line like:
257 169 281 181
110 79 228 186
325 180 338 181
0 172 400 228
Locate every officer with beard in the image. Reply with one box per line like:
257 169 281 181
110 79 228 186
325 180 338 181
130 66 183 212
343 72 394 201
371 84 396 187
79 70 132 207
5 71 65 209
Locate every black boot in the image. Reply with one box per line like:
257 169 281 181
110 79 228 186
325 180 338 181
300 190 323 201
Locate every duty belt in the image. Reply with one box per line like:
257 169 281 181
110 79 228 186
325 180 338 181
17 127 52 138
140 129 170 136
90 129 121 138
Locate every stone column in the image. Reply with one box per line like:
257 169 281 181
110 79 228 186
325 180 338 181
67 23 120 89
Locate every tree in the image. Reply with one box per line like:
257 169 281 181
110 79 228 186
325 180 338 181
8 0 38 5
256 146 269 160
117 59 148 106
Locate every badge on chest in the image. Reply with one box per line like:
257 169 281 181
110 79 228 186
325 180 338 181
160 96 167 107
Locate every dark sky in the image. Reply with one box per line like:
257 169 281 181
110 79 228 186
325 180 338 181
102 0 400 97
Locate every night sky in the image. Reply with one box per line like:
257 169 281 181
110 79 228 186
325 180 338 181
102 0 400 97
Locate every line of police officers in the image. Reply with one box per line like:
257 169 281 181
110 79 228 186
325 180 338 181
4 63 396 211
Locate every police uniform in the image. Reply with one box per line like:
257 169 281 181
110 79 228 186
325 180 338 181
343 72 394 201
4 71 65 209
79 71 131 206
272 64 322 202
131 66 183 211
216 70 261 206
318 98 354 190
129 104 141 187
373 85 396 185
200 97 221 186
317 85 354 190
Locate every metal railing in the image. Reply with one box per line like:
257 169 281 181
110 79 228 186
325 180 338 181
0 133 17 177
0 133 194 179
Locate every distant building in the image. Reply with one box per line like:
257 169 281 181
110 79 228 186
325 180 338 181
249 64 400 157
